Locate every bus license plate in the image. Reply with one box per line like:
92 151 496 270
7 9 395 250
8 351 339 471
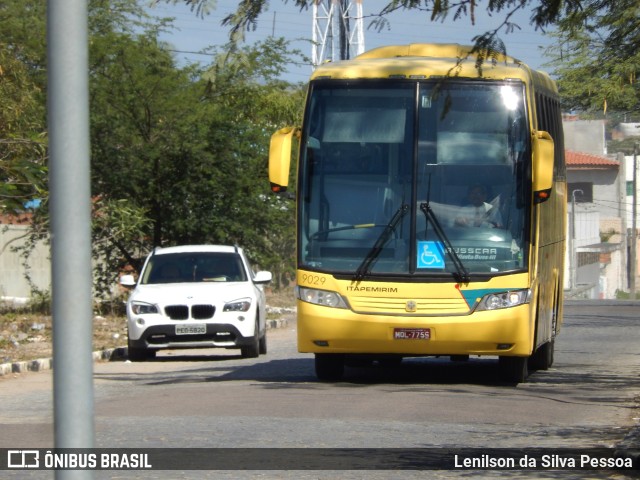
176 324 206 335
394 328 430 340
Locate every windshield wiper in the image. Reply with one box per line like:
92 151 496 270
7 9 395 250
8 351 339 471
354 204 409 282
419 202 470 283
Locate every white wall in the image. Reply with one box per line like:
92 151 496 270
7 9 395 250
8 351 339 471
625 154 639 227
574 210 601 247
0 225 50 302
600 248 624 299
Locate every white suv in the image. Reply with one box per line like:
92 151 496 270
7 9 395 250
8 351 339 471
120 245 272 361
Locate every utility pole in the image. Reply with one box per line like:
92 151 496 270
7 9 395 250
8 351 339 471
571 189 583 291
631 143 638 299
312 0 365 69
48 0 95 472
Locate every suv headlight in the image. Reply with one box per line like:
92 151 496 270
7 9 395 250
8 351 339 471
476 289 531 311
131 301 159 315
296 287 349 309
223 298 252 312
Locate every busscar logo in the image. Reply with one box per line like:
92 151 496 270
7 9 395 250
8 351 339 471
8 450 40 468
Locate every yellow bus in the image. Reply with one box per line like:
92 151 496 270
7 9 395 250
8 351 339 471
270 44 566 383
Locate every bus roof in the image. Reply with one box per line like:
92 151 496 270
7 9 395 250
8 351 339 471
310 43 556 93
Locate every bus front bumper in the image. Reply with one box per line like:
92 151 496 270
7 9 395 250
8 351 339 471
297 303 533 357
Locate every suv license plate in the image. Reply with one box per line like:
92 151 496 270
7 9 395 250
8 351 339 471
176 324 206 335
394 328 430 340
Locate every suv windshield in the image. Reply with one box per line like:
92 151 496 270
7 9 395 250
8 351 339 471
298 80 530 278
140 252 248 284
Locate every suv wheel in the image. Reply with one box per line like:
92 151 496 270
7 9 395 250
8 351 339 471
241 317 260 358
127 339 154 362
259 330 267 355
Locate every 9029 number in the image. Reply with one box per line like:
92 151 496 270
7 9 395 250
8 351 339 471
300 274 326 286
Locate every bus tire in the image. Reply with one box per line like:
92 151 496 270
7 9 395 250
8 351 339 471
315 353 345 381
529 339 554 371
499 356 528 384
378 355 403 368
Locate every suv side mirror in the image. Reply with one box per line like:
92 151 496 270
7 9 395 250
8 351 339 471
253 271 272 285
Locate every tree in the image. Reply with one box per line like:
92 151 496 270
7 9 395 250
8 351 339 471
6 0 303 297
177 38 304 285
544 0 639 117
89 20 304 289
90 28 206 241
0 49 47 212
0 0 47 213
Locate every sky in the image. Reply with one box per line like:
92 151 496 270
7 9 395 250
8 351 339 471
150 0 557 82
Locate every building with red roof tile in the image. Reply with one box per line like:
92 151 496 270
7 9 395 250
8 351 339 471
565 149 629 299
566 150 621 169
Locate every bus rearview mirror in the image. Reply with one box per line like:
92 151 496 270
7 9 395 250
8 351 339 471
269 127 299 193
532 130 554 201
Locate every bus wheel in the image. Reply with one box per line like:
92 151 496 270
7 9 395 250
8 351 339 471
499 356 529 384
529 339 555 371
315 354 345 382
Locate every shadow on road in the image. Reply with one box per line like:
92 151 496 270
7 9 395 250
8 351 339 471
94 354 635 391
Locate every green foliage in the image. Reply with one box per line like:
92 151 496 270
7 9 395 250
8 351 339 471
0 0 48 81
0 0 48 213
87 11 304 291
615 289 639 300
89 28 206 248
91 197 152 297
545 0 639 115
5 0 304 298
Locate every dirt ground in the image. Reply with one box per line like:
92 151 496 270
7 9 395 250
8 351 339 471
0 287 296 364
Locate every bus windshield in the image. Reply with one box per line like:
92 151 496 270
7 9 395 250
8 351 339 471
299 80 531 278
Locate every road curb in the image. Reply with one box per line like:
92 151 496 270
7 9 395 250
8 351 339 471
0 315 291 377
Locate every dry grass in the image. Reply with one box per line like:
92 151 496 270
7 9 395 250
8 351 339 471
0 287 296 364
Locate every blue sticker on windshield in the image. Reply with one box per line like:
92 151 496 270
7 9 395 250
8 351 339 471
417 241 445 269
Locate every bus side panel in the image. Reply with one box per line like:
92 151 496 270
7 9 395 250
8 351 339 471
532 176 567 349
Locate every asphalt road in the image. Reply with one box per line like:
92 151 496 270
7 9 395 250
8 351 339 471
1 301 639 479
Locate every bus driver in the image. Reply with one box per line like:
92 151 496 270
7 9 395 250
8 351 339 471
454 184 503 228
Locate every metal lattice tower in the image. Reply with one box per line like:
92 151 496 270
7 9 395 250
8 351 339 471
312 0 365 69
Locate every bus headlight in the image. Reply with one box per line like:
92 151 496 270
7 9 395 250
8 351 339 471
296 287 349 309
476 289 531 311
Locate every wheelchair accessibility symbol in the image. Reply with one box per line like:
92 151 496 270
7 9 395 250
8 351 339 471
417 241 445 269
